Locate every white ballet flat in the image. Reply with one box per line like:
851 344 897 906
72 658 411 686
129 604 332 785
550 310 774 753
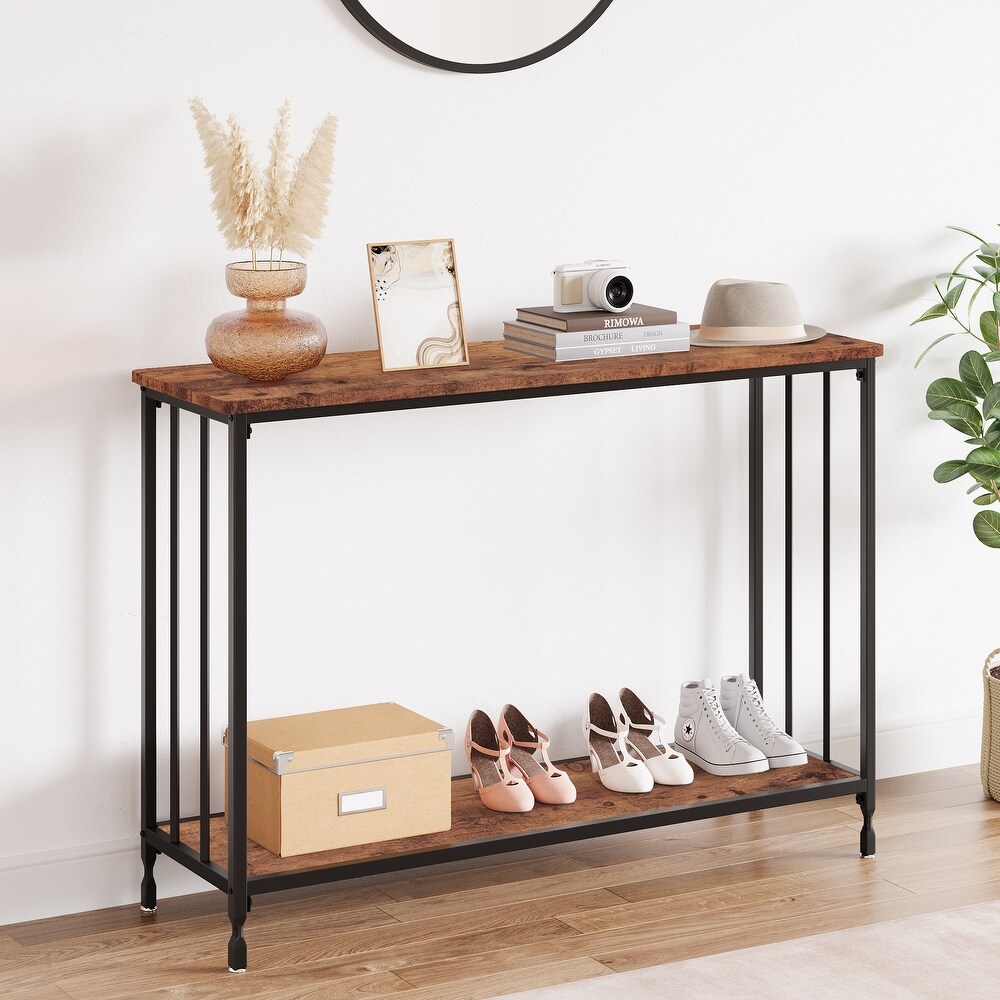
584 693 654 794
619 687 695 785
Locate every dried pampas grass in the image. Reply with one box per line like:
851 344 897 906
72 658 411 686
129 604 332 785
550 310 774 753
226 117 266 264
191 98 239 248
263 100 293 255
190 98 337 268
281 115 337 258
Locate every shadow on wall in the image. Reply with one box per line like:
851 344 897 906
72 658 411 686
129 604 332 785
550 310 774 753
0 114 168 261
0 371 139 851
826 229 954 368
0 107 205 867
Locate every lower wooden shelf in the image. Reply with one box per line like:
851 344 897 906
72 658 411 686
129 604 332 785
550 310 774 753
163 756 857 880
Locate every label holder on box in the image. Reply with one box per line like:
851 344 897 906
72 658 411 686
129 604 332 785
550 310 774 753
338 787 387 816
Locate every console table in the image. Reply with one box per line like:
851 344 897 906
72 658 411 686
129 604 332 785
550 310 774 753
132 334 882 972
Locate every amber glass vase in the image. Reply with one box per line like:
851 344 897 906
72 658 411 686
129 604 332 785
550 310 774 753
206 262 327 381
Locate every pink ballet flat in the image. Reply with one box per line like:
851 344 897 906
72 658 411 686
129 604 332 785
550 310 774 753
498 704 577 805
465 710 535 813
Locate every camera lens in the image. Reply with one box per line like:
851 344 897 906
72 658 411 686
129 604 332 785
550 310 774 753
587 268 634 312
605 276 633 309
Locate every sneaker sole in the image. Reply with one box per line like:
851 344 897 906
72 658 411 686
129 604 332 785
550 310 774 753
764 752 809 768
675 744 769 776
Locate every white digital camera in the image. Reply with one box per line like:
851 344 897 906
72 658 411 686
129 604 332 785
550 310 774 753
552 259 634 313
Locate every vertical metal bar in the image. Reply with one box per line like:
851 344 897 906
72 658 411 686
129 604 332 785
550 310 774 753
140 391 158 912
748 377 764 693
784 375 793 734
227 414 249 972
199 417 211 863
823 372 832 762
859 361 877 857
169 405 180 845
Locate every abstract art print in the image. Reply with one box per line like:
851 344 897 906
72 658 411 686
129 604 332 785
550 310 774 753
367 239 469 371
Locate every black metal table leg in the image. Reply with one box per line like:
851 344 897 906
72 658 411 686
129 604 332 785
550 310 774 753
140 390 159 912
227 414 250 972
749 377 764 691
858 361 876 857
823 373 832 762
169 406 180 845
784 376 793 734
200 417 211 864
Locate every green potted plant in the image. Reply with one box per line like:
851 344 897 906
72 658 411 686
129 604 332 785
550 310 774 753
913 224 1000 802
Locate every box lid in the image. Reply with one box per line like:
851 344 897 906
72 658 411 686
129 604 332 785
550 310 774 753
232 703 452 775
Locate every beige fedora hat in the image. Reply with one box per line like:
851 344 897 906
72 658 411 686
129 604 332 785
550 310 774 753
692 279 827 347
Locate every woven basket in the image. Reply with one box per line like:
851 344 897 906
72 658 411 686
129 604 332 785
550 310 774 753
982 649 1000 802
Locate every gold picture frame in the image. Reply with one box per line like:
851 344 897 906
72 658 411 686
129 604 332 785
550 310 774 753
366 239 470 372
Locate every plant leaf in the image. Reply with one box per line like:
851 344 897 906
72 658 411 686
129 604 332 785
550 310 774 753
946 244 983 285
926 377 977 410
935 270 985 287
974 265 998 281
944 279 967 309
948 225 990 244
977 254 1000 267
983 384 1000 421
967 445 1000 466
929 400 979 420
912 303 948 325
965 437 988 446
968 481 983 494
940 403 983 437
934 460 969 483
928 408 981 432
915 331 963 367
973 509 1000 546
960 350 993 396
966 446 1000 479
981 312 1000 348
974 493 998 505
969 278 988 315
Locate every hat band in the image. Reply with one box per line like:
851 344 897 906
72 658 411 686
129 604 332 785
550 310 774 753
697 324 808 343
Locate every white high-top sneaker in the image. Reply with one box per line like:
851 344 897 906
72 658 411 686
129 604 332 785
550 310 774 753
720 673 808 768
674 679 768 775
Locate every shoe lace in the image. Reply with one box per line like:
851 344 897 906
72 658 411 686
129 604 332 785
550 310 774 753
745 679 779 739
702 687 739 750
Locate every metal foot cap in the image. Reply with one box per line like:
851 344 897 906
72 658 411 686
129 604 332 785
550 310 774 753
861 853 876 859
139 905 157 914
228 967 247 974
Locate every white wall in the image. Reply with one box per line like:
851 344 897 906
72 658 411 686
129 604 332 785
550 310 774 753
0 0 994 924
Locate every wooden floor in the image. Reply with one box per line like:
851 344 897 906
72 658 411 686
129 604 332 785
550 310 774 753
2 765 998 1000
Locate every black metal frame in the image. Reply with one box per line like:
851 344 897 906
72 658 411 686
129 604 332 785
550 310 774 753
137 355 877 971
340 0 615 75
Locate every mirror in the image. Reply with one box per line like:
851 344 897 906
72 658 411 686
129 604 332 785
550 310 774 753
342 1 613 73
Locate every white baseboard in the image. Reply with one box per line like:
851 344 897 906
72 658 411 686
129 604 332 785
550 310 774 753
798 707 981 778
0 837 211 927
0 711 982 928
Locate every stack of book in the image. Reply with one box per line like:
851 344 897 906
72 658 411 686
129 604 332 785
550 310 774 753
502 304 690 362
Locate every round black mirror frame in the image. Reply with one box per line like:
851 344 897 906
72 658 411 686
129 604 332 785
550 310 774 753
341 0 614 74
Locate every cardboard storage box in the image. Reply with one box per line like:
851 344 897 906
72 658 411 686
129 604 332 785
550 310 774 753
224 703 453 857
